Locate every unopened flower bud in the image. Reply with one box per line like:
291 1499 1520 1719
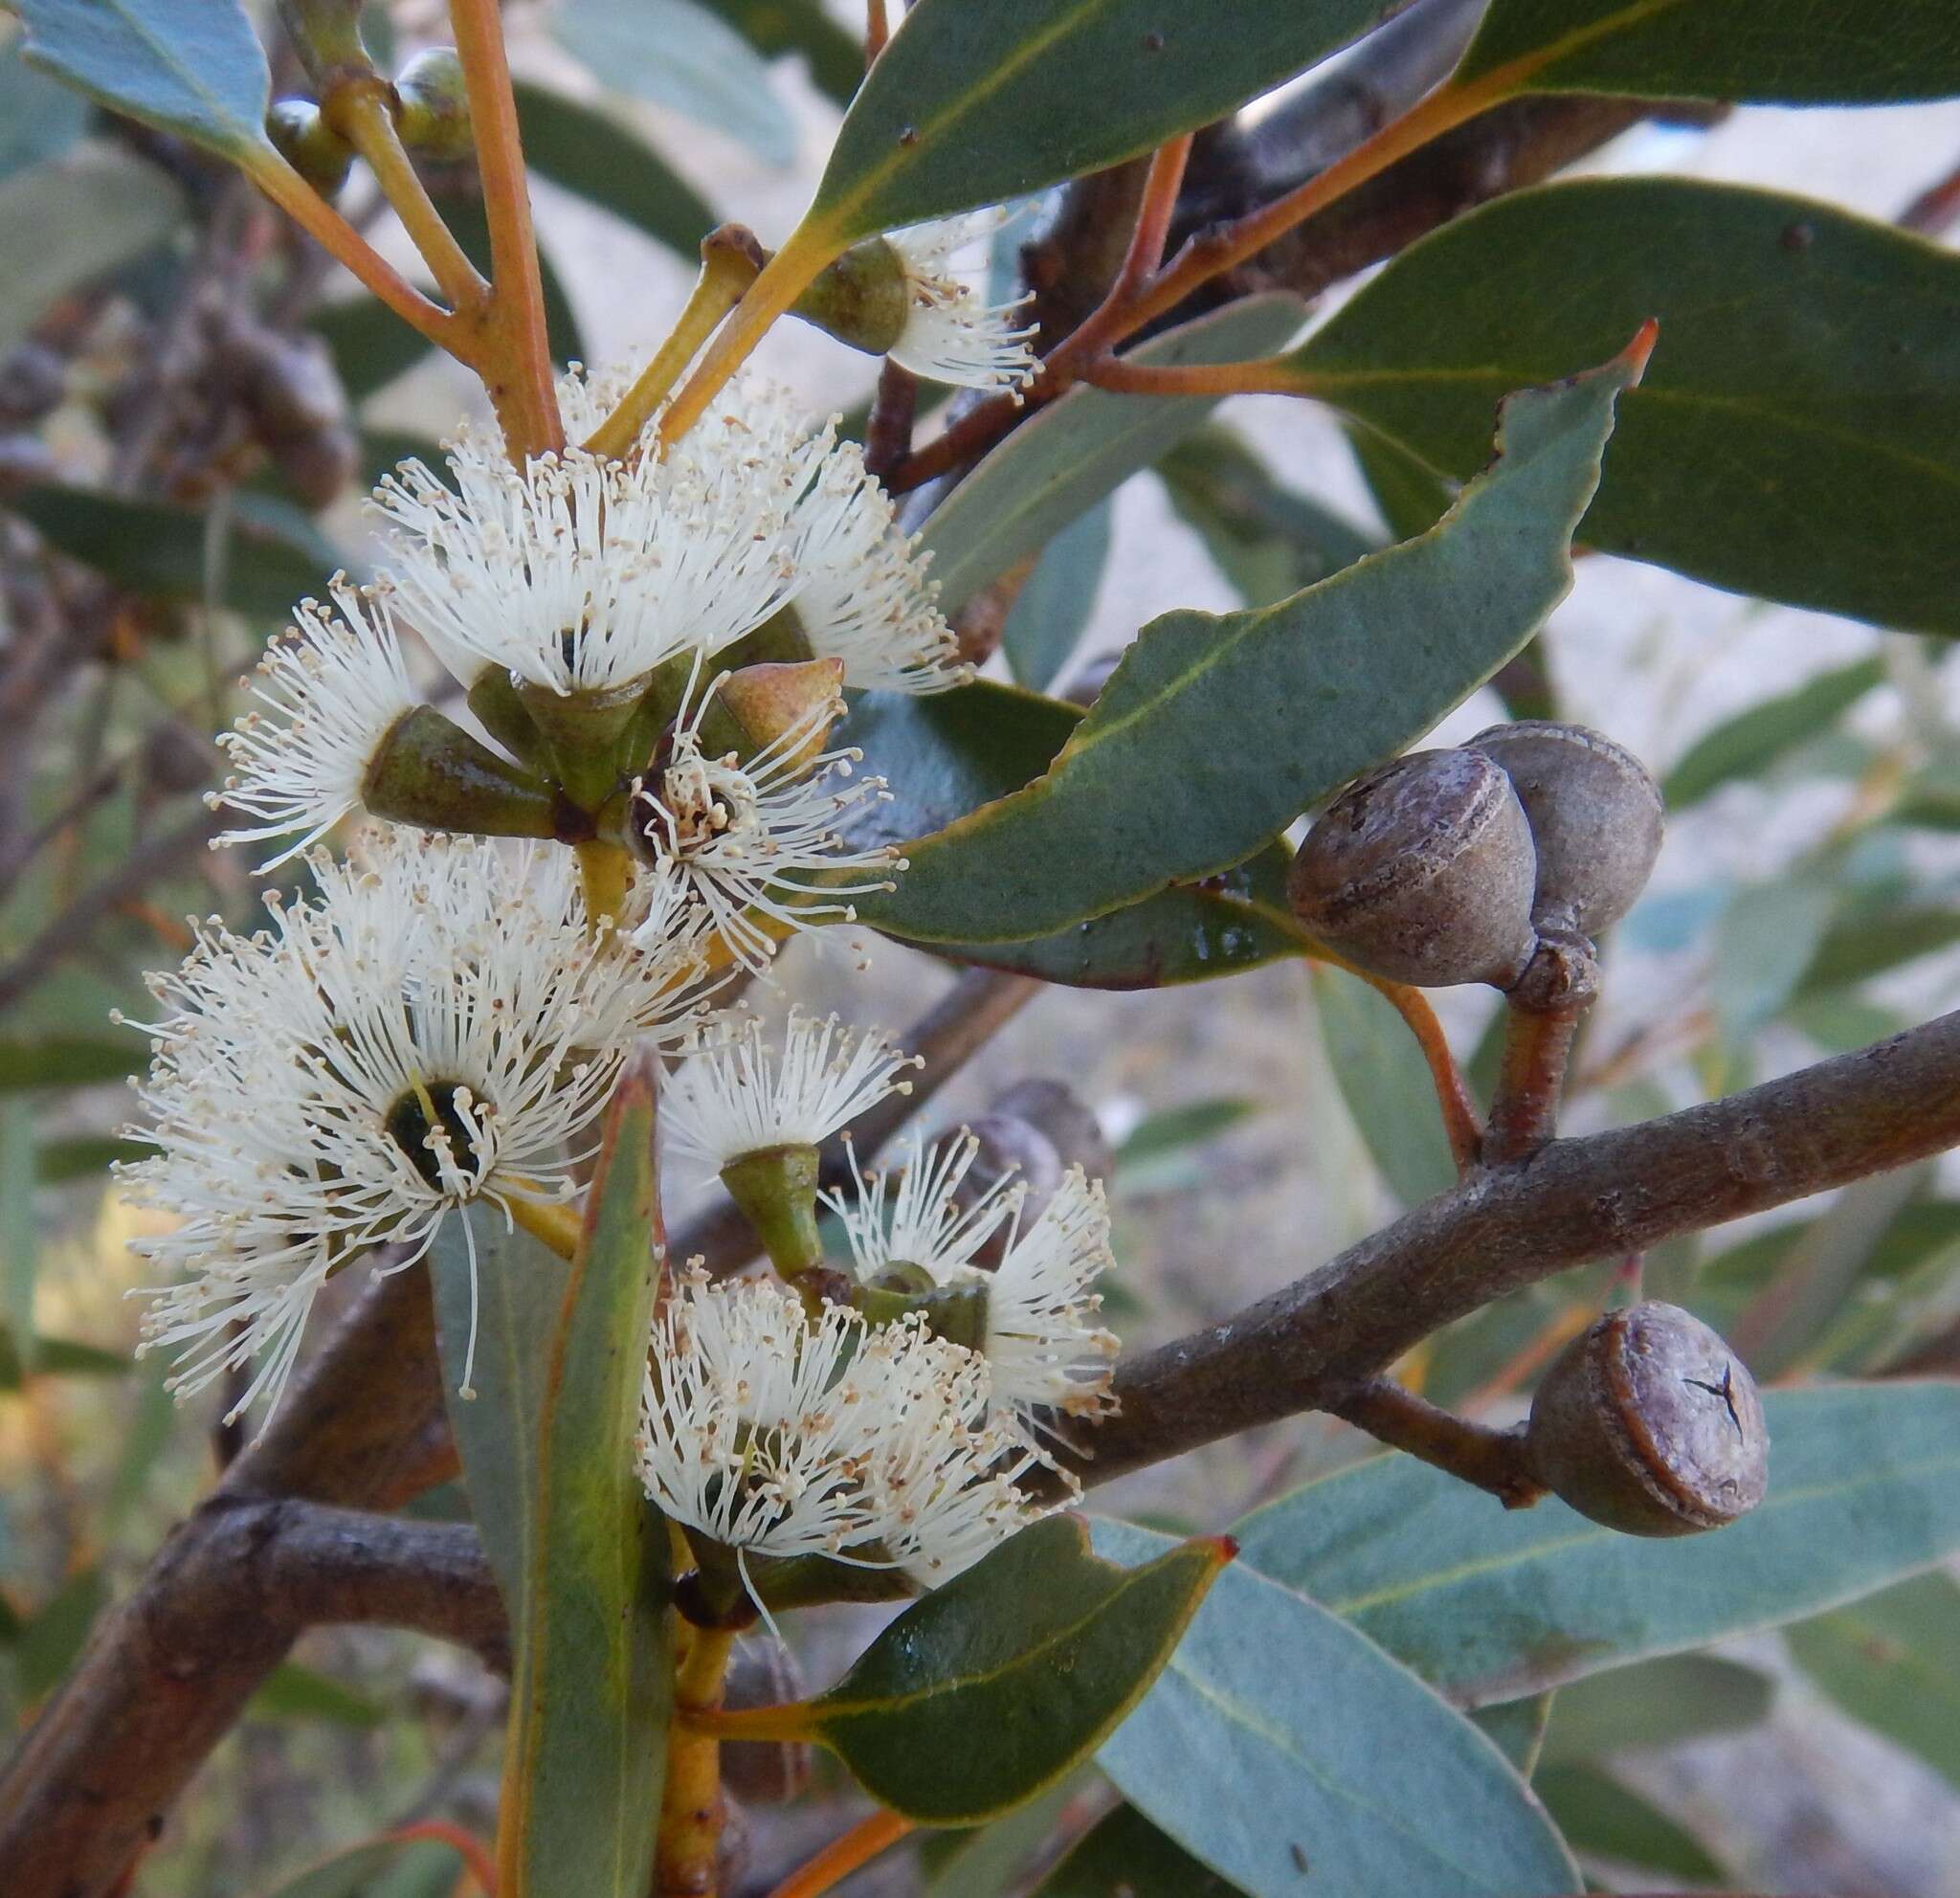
393 48 473 162
267 99 354 194
1468 722 1663 941
721 1642 813 1804
1288 749 1538 989
1526 1302 1767 1538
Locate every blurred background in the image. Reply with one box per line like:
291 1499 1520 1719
4 2 1960 1891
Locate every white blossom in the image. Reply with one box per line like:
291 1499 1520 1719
884 215 1039 394
637 1268 1052 1587
211 579 417 867
116 829 707 1418
626 669 900 971
664 1008 919 1180
829 1130 1119 1431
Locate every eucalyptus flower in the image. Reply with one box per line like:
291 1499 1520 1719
637 1267 1052 1588
830 1129 1120 1431
883 214 1039 394
116 829 708 1418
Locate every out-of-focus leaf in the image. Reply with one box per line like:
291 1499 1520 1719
1001 500 1112 692
513 80 714 261
1532 1763 1726 1882
17 0 274 160
1 1107 35 1378
1291 180 1960 633
1092 1521 1578 1897
312 296 430 403
1710 877 1834 1044
0 145 183 349
1235 1384 1960 1707
1313 966 1455 1208
1535 1654 1773 1765
554 0 795 167
248 1663 385 1728
36 1135 145 1183
1036 1802 1245 1895
808 1516 1228 1825
1158 426 1376 608
866 333 1643 946
692 0 862 104
920 1772 1089 1896
838 681 1302 988
921 296 1307 616
15 1565 106 1699
1797 905 1960 996
1786 1571 1960 1788
1113 1097 1258 1195
496 1075 669 1898
0 42 91 179
1457 0 1960 104
1664 658 1886 809
431 1206 569 1609
807 0 1392 241
0 1036 140 1091
0 1327 128 1389
1347 421 1455 541
246 1839 462 1898
104 1363 175 1533
11 486 340 618
1472 1693 1553 1775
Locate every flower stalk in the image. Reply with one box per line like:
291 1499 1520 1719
656 1624 739 1898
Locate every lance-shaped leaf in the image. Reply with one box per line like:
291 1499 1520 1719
496 1066 670 1898
1092 1521 1579 1897
1234 1382 1960 1708
860 328 1647 946
1289 180 1960 636
1455 0 1960 106
791 1515 1228 1824
18 0 275 162
1036 1804 1242 1896
840 681 1300 987
805 0 1396 243
431 1208 569 1610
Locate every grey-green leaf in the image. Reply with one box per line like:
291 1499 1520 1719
1234 1383 1960 1707
1313 966 1456 1208
1001 500 1112 692
1291 179 1960 634
1092 1521 1579 1897
18 0 274 160
1664 657 1886 809
921 295 1308 618
865 330 1645 946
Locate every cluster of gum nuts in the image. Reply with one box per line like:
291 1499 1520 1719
1290 723 1770 1539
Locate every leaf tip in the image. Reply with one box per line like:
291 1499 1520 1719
1618 318 1660 384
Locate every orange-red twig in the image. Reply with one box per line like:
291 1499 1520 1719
765 1809 914 1898
392 1820 499 1896
865 0 891 62
1373 980 1485 1174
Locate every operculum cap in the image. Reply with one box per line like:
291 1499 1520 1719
790 237 912 358
361 704 557 839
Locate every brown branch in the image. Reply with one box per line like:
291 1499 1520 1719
1327 1379 1544 1507
1058 1011 1960 1486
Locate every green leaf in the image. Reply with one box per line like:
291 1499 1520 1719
1 1107 36 1379
246 1839 462 1898
1711 877 1835 1045
248 1662 386 1729
1001 500 1112 692
1290 179 1960 635
1157 425 1376 608
553 0 795 168
1347 422 1455 542
1234 1383 1960 1707
1786 1571 1960 1788
497 1073 670 1898
808 0 1394 242
1535 1654 1773 1766
0 39 92 180
513 80 715 262
1114 1097 1258 1195
1664 657 1887 808
10 486 341 618
0 144 183 350
37 1134 145 1182
312 296 431 404
692 0 862 105
430 1207 569 1611
1472 1693 1553 1775
18 0 274 160
839 682 1301 987
920 295 1306 617
0 1035 139 1091
1036 1803 1245 1896
921 1772 1090 1896
0 1327 129 1387
1798 905 1960 996
1457 0 1960 105
14 1565 106 1700
1532 1763 1726 1882
809 1514 1228 1825
1092 1521 1579 1898
1313 966 1455 1208
866 331 1644 946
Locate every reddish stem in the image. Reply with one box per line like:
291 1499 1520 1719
765 1809 914 1898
